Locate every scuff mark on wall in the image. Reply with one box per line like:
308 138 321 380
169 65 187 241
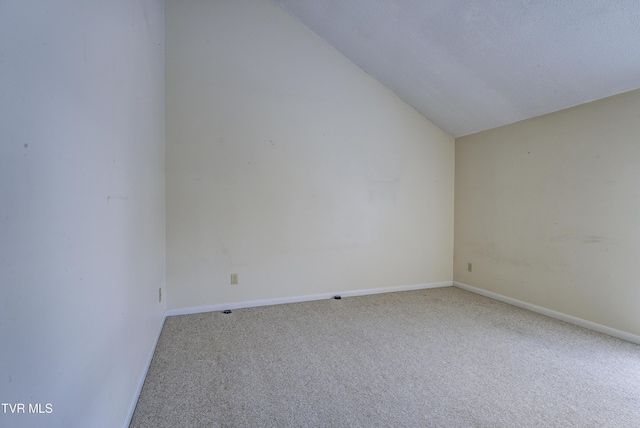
554 233 619 246
106 195 128 205
582 235 610 245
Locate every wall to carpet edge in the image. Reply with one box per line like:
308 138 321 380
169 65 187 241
453 282 640 346
165 0 455 310
454 88 640 338
164 282 454 317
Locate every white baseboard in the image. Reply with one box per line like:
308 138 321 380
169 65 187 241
123 311 167 428
165 281 454 317
453 281 640 346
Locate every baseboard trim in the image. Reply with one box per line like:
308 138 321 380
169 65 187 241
453 281 640 345
165 281 454 317
123 311 167 428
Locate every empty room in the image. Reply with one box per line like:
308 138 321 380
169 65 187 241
1 0 639 427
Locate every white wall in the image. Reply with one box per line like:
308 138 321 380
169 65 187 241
0 1 165 427
455 89 640 337
166 0 454 309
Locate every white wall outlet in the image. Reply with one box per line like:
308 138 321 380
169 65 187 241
231 273 238 285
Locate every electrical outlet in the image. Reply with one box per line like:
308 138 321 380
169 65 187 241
231 273 238 285
159 288 162 302
467 263 473 272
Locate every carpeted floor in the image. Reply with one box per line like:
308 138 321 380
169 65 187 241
130 287 640 427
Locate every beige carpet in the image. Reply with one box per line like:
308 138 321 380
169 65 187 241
130 287 640 427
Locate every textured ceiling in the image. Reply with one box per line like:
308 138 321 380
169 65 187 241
273 0 640 137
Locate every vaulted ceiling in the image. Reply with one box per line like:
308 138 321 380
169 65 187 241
273 0 640 137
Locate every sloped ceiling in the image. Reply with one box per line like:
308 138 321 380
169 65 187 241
273 0 640 137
